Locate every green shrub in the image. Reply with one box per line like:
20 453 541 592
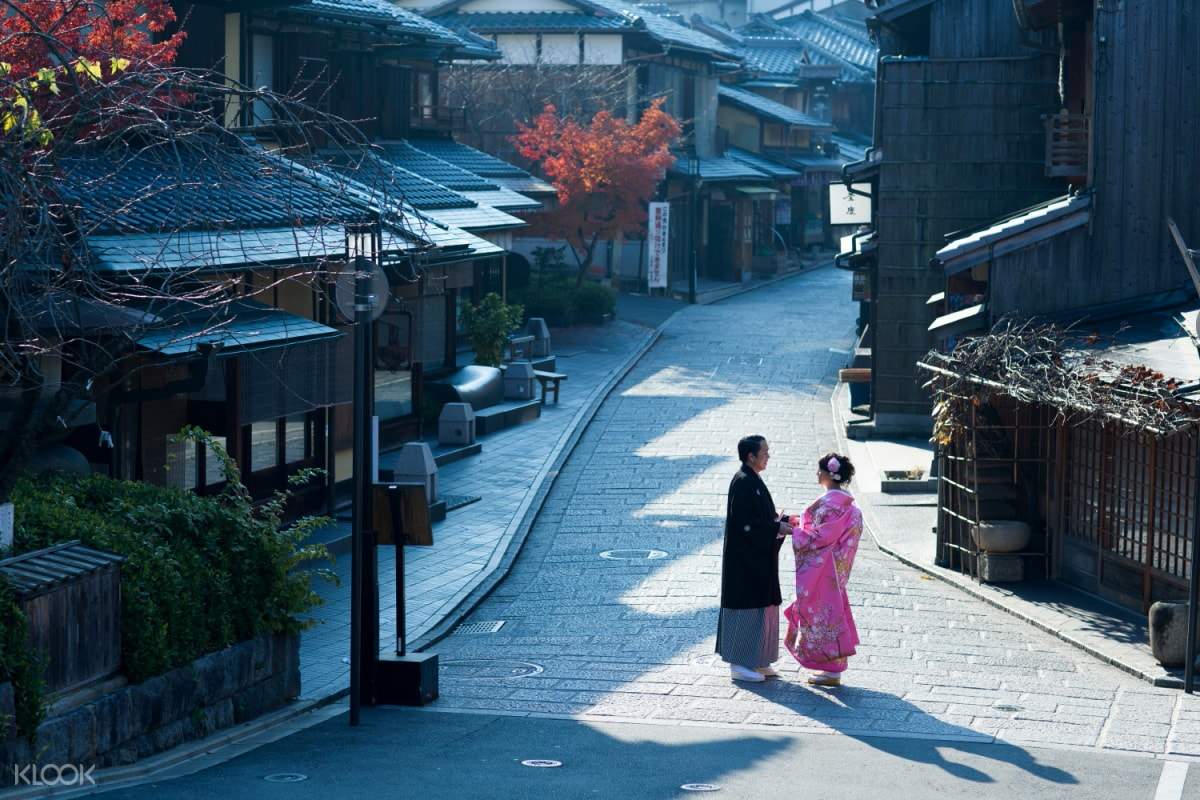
0 575 46 742
10 428 334 687
461 292 524 367
571 282 616 325
515 284 574 327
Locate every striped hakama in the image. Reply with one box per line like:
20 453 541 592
716 605 779 668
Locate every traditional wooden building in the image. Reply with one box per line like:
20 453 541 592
921 0 1200 614
844 0 1062 437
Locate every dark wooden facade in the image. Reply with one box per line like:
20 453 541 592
864 0 1064 430
986 2 1200 321
871 52 1061 426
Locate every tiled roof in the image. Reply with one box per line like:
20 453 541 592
321 152 475 210
669 154 770 182
738 44 803 77
460 188 543 212
135 300 340 356
727 147 802 178
775 11 875 72
717 85 834 130
408 138 529 178
831 134 870 164
434 0 737 60
592 0 737 58
490 174 556 195
286 0 499 58
59 145 372 235
422 205 525 231
438 11 628 33
376 141 498 191
934 194 1091 275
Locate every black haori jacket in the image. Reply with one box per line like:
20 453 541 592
719 463 784 609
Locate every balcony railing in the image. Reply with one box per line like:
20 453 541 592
409 105 465 133
1044 112 1089 179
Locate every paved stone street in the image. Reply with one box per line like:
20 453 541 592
298 321 655 700
426 266 1200 761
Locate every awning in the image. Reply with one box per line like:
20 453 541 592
735 186 780 196
934 193 1092 275
929 303 988 340
135 300 341 357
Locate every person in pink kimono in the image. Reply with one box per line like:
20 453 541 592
783 453 863 687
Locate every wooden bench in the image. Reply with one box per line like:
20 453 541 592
534 370 567 404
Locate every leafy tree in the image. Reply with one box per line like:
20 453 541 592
512 98 681 287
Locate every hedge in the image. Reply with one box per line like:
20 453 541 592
5 429 333 739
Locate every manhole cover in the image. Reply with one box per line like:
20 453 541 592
441 659 544 679
521 759 563 768
681 783 721 792
454 620 506 635
264 773 309 783
599 549 668 561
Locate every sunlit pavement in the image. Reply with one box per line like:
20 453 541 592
100 268 1200 798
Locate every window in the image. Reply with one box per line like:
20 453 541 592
413 71 435 122
250 421 278 472
250 34 275 125
285 415 310 464
375 308 414 421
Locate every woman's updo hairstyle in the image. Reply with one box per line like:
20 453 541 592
819 452 855 485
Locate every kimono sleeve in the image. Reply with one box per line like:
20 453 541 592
730 478 780 541
795 500 848 550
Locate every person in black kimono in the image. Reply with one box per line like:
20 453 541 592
717 435 791 682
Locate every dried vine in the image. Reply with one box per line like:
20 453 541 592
920 317 1200 445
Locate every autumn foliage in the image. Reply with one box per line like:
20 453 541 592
513 98 681 285
0 0 183 80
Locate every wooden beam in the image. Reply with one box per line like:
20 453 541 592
1167 217 1200 298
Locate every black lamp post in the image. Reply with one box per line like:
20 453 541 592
346 220 381 726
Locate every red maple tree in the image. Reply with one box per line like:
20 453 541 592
512 98 681 286
0 0 184 80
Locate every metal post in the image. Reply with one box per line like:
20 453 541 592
689 156 699 305
350 262 368 725
397 525 407 656
1185 433 1200 693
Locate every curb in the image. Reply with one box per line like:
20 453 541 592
409 323 663 652
685 258 832 306
49 271 810 794
828 381 1178 689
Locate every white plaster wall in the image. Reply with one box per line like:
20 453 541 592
541 33 579 65
583 34 623 65
496 33 539 65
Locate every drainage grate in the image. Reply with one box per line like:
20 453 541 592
454 620 506 635
599 549 668 561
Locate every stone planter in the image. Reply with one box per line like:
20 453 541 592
1 632 300 781
970 520 1032 553
880 470 937 494
1149 601 1198 668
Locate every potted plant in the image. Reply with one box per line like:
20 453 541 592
461 293 523 367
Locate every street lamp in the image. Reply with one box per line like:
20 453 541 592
345 219 381 726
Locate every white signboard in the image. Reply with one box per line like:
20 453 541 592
829 183 873 226
647 202 670 289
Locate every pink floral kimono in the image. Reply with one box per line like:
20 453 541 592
783 489 863 673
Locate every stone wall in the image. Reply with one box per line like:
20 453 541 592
1 632 299 779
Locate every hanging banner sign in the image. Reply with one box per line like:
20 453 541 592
828 183 873 225
647 202 669 289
